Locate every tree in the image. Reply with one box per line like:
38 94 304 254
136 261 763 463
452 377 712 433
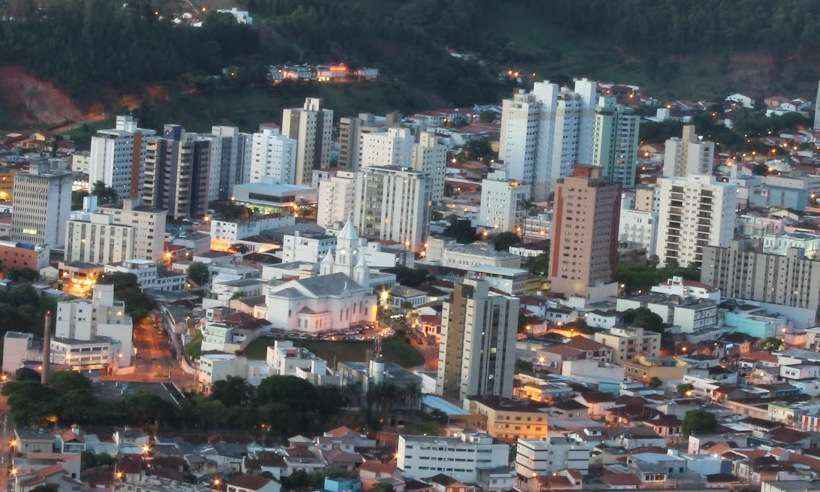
91 181 119 205
187 262 210 286
478 110 497 123
525 252 549 277
752 163 769 176
443 218 476 244
682 409 717 436
7 268 39 283
648 377 663 389
384 266 429 288
621 307 664 333
492 232 521 251
677 383 694 396
211 376 255 407
760 337 784 352
371 483 395 492
14 367 40 382
97 272 155 319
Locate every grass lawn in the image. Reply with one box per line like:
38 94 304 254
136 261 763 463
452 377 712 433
243 335 424 369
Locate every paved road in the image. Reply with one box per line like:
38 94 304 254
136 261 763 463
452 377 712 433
100 315 195 389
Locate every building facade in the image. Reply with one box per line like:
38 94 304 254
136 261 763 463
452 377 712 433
436 279 519 400
702 239 820 319
591 96 640 187
656 174 736 267
88 115 155 198
479 171 530 233
549 167 621 297
65 198 166 264
662 125 715 178
11 159 73 247
282 98 333 185
317 171 356 229
250 128 298 184
352 166 429 252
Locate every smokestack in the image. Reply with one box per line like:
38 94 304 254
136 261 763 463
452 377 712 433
41 310 52 385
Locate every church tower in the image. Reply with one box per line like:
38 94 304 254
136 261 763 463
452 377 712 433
319 250 335 275
334 217 359 278
353 250 370 287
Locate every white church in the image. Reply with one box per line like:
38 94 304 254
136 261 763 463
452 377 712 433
264 220 379 333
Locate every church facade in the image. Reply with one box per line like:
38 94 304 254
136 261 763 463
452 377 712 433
264 220 378 333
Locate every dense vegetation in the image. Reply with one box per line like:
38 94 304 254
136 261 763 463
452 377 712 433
2 371 347 438
97 272 156 320
0 0 257 94
524 0 820 55
0 284 57 339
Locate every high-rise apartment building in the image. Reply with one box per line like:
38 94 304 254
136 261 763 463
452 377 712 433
436 279 519 401
411 131 447 203
249 128 298 184
479 171 530 232
317 171 356 229
359 127 414 168
282 98 333 185
663 125 715 177
549 167 621 297
338 112 400 170
65 198 166 264
11 158 73 247
656 175 736 267
141 127 180 211
498 79 599 200
141 125 216 219
352 166 429 252
89 115 155 198
174 133 212 219
701 239 820 318
210 126 252 199
592 96 640 187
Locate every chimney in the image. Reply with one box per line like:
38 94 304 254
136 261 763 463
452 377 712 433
41 310 52 385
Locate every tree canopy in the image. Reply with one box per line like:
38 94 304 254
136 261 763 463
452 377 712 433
97 272 155 319
682 409 718 436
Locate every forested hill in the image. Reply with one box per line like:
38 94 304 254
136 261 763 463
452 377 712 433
0 0 818 118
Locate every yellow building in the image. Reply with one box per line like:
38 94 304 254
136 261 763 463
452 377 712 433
465 396 549 443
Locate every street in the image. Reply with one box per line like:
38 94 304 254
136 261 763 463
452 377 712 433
101 315 195 389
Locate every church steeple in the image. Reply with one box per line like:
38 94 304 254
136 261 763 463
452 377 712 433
353 250 370 287
319 250 335 275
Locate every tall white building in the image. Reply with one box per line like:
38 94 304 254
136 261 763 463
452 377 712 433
498 79 598 200
663 125 715 177
249 128 298 184
397 433 509 483
592 96 640 187
338 112 400 169
619 208 658 257
353 166 429 252
11 158 73 247
65 198 167 264
359 127 414 168
317 171 356 229
437 279 519 400
656 175 737 267
54 284 133 367
411 131 447 203
516 438 591 478
479 170 530 232
282 98 333 185
89 115 155 198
